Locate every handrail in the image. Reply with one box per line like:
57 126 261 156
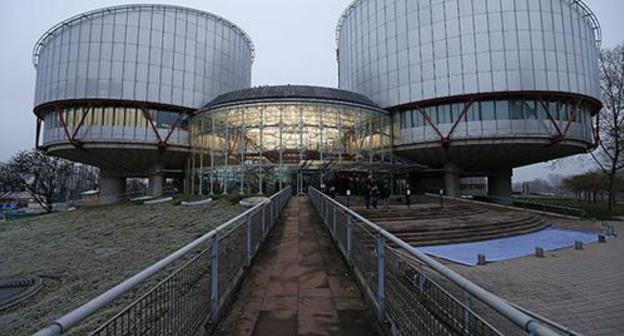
33 187 291 336
467 194 586 218
309 186 561 336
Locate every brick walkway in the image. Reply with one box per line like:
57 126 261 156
450 234 624 335
217 197 379 336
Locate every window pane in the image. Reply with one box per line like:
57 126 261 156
524 100 538 119
481 101 495 120
496 100 509 120
510 100 524 120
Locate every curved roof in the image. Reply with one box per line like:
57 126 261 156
32 4 255 68
201 85 383 110
335 0 601 48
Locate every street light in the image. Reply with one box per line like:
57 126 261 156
439 188 444 208
346 189 351 208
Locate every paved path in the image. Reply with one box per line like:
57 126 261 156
217 197 379 336
450 234 624 336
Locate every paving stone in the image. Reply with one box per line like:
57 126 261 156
450 234 624 335
218 197 379 336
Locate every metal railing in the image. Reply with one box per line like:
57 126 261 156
34 186 292 336
469 195 586 218
309 187 561 336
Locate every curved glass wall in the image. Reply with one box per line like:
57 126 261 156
33 4 254 109
394 95 595 146
337 0 601 108
42 106 189 146
189 101 391 194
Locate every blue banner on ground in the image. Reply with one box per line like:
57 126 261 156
416 228 599 266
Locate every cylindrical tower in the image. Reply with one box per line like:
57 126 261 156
337 0 602 197
32 4 254 202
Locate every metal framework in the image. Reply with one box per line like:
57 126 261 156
188 100 393 195
309 187 565 336
35 99 193 151
32 4 255 69
391 91 602 150
34 187 292 336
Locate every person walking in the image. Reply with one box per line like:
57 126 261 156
381 183 390 208
370 183 380 209
364 181 371 209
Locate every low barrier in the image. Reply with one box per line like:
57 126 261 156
34 187 292 336
471 195 586 218
309 187 562 336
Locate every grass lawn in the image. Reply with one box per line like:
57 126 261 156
0 197 244 336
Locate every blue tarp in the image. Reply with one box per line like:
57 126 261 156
416 228 600 266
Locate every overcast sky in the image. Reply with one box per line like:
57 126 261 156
0 0 622 182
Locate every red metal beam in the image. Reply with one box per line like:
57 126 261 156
389 91 602 117
538 98 564 138
70 104 93 140
446 97 475 144
160 112 188 149
140 106 165 147
560 99 582 138
56 105 82 148
412 104 445 140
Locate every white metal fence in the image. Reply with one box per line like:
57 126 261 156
34 186 292 336
309 186 563 336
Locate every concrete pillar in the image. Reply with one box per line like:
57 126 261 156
488 169 513 201
100 175 125 205
444 164 461 198
148 164 164 197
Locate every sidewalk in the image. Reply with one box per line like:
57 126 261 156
217 196 379 336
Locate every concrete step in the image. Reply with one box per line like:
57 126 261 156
392 219 548 242
379 215 543 234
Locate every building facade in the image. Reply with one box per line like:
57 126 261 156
33 4 254 203
189 85 391 195
336 0 602 197
32 1 603 202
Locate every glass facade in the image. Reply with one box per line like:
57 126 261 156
393 96 595 146
191 101 391 166
42 106 189 146
337 0 601 108
33 4 253 109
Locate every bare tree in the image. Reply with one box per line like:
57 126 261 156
591 44 624 212
0 150 76 212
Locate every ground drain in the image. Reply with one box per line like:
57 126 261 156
0 276 42 311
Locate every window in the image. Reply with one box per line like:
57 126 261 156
524 100 538 119
114 107 125 126
438 104 451 124
412 110 424 127
103 107 114 126
481 101 495 120
467 103 480 122
510 100 524 120
157 111 180 128
426 107 437 125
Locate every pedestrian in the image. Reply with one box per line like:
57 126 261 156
381 183 390 208
364 181 371 209
370 183 380 209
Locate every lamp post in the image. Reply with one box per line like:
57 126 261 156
347 189 351 208
439 188 444 208
406 188 411 209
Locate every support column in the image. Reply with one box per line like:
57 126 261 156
488 169 513 202
148 164 164 197
100 174 126 205
444 163 461 198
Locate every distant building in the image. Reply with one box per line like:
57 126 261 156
0 191 42 209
